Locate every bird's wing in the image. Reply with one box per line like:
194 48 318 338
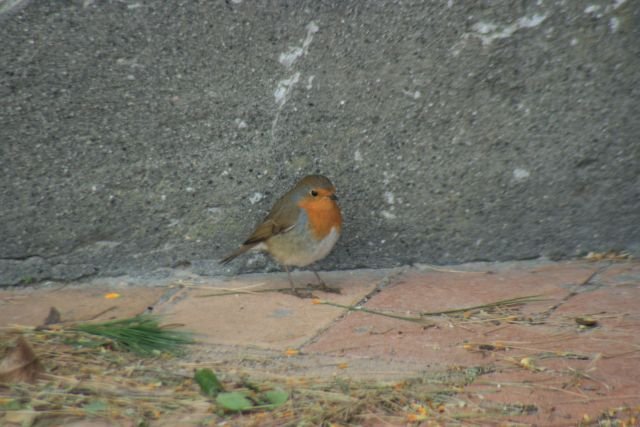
242 196 299 245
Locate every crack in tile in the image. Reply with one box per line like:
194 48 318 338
299 267 409 349
536 266 607 322
149 285 189 313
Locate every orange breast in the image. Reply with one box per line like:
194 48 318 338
297 197 342 240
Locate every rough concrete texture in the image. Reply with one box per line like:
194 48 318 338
1 260 639 425
1 1 639 285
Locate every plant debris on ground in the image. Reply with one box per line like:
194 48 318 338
3 321 636 426
0 320 532 426
1 266 638 427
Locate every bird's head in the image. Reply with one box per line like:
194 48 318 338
293 175 338 204
293 175 342 236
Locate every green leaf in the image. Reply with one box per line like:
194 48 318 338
0 399 24 411
83 400 108 415
216 392 253 412
194 368 223 397
261 389 289 409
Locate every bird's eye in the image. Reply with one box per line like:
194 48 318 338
310 190 318 197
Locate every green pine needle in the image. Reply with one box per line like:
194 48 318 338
73 315 194 356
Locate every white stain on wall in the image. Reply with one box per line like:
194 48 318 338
513 168 531 181
279 22 319 69
306 75 315 90
384 191 395 205
272 21 319 141
471 14 547 46
584 5 601 15
613 0 627 9
249 192 265 205
274 72 301 107
609 17 620 32
381 210 397 220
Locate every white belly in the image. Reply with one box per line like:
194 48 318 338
304 226 340 265
267 226 340 267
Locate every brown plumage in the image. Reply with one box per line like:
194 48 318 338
221 175 342 295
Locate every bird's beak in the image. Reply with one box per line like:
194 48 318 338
329 194 338 201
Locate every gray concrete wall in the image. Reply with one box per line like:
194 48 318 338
1 0 639 286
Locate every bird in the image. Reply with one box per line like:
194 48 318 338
221 175 342 297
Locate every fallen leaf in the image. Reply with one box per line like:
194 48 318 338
216 391 253 412
393 381 406 391
3 410 37 425
0 398 23 410
43 307 61 325
575 316 598 327
416 405 428 416
261 389 289 409
83 400 108 415
493 341 506 350
519 357 544 372
194 368 224 397
585 251 631 261
0 336 44 384
407 412 428 422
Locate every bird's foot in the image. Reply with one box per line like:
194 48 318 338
307 282 342 294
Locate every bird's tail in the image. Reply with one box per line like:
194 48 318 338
219 243 258 265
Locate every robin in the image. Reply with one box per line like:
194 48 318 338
221 175 342 297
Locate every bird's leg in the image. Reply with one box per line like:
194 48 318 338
283 265 315 298
308 270 341 294
313 271 326 287
286 265 296 292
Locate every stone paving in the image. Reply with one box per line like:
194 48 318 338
1 259 639 425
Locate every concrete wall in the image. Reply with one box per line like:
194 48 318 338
1 0 639 285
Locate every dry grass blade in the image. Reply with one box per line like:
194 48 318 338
420 294 548 317
314 300 436 326
416 263 492 274
197 287 292 297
